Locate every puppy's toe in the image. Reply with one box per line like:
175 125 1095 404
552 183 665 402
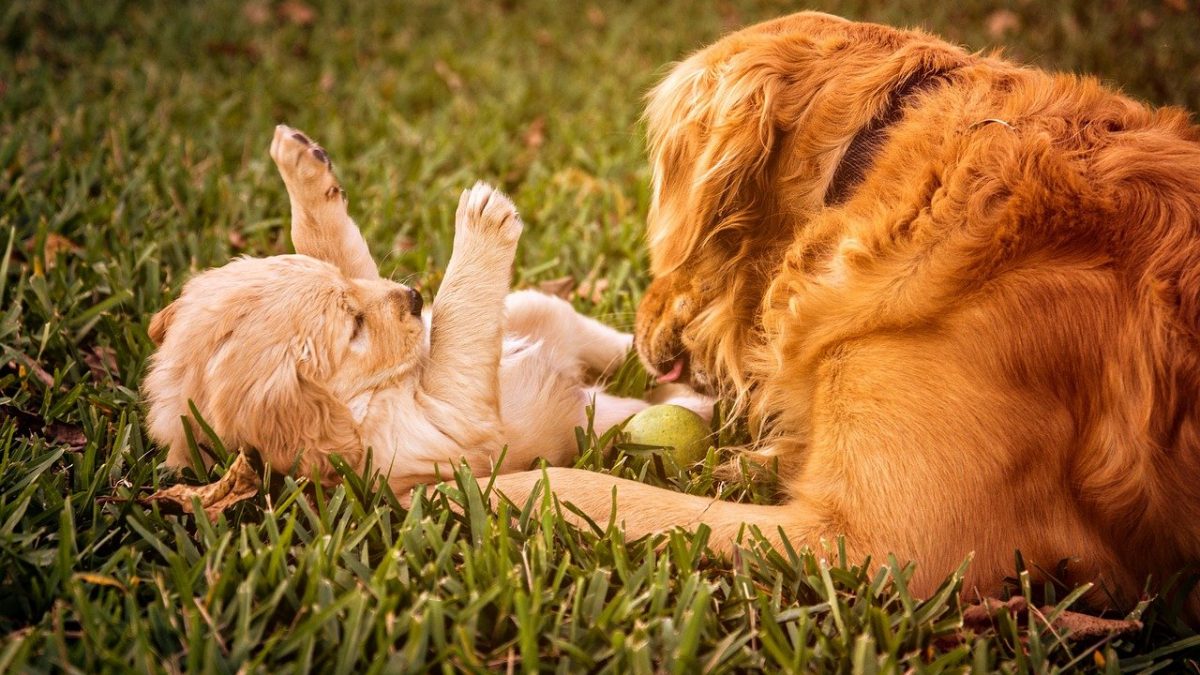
455 181 522 245
270 124 343 203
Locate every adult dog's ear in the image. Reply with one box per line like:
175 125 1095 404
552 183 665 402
148 301 179 346
206 336 364 485
644 32 806 276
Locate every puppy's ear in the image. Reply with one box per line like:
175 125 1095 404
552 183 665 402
148 301 179 346
208 340 363 485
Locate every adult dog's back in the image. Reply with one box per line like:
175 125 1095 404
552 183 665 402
497 12 1200 613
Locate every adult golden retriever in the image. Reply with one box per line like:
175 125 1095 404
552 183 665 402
490 12 1200 612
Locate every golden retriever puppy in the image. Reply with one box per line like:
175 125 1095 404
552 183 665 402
144 126 708 493
489 12 1200 614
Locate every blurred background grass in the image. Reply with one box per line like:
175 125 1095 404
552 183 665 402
3 0 1200 671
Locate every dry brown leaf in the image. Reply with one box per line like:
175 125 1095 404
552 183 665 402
576 278 609 304
1050 608 1142 640
392 235 415 253
278 0 316 25
433 60 464 92
962 595 1028 627
46 421 87 449
206 42 262 61
44 233 80 258
241 0 270 25
23 233 80 271
961 596 1142 641
538 276 575 299
145 452 260 522
586 6 606 28
83 345 118 381
986 10 1020 39
0 401 86 448
227 229 248 250
13 353 55 388
523 117 546 151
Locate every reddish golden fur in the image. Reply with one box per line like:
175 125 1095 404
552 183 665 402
491 12 1200 612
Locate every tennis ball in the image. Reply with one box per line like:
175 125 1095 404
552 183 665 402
624 404 712 466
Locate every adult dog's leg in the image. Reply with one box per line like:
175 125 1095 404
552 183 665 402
419 183 522 445
270 124 379 279
489 468 832 555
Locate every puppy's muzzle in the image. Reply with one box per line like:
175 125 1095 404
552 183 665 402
390 288 423 317
407 288 423 316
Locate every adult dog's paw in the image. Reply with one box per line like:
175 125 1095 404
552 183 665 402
270 124 345 203
454 181 523 247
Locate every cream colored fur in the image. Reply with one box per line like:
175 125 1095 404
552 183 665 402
144 126 710 493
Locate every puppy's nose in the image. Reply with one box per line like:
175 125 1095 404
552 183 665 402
408 288 423 316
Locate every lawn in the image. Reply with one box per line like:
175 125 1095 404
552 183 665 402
3 0 1200 671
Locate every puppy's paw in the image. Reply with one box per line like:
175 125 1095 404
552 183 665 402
270 124 346 204
454 181 523 248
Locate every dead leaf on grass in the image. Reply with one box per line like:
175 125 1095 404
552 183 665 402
46 421 87 449
11 353 55 388
83 345 118 381
961 596 1142 641
576 278 609 304
433 60 464 92
144 452 260 522
538 275 575 299
986 10 1020 39
278 0 316 25
586 6 606 29
0 402 86 449
227 229 248 250
23 233 80 271
242 0 270 25
523 116 546 151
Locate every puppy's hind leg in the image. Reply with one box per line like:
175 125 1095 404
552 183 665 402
270 125 379 279
504 290 633 377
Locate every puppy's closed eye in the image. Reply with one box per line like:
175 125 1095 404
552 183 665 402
349 311 369 354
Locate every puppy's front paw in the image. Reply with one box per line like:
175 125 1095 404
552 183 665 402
270 124 345 204
454 181 523 248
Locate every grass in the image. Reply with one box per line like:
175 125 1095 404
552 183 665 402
3 0 1200 671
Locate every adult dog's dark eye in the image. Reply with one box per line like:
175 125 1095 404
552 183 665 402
351 312 365 338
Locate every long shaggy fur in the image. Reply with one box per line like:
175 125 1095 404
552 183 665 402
492 12 1200 615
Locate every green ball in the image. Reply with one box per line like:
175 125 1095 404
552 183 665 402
624 404 712 466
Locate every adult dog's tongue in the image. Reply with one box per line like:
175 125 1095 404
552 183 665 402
656 359 684 383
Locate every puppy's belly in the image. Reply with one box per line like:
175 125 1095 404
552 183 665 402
497 335 588 468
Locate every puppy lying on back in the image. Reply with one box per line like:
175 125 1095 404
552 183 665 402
143 126 706 492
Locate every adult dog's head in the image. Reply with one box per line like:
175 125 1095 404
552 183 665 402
143 255 424 481
634 12 969 395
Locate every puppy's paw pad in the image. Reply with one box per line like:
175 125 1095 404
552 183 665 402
270 124 343 202
455 181 522 244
